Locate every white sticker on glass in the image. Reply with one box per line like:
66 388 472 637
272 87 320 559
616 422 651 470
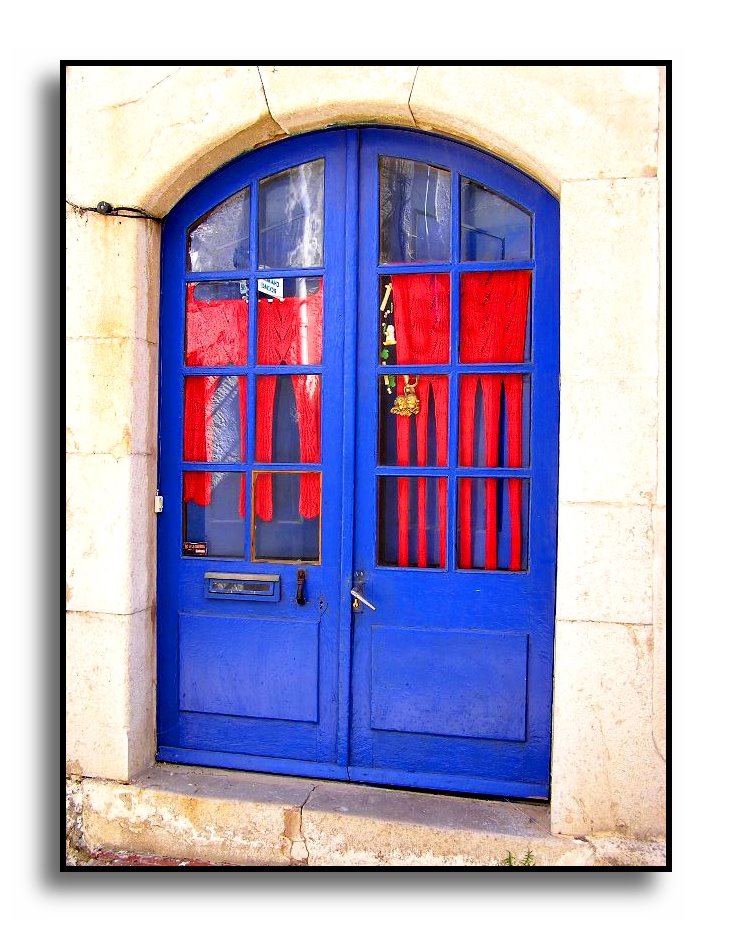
258 278 283 299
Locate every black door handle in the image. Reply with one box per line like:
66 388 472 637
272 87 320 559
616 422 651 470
296 569 307 606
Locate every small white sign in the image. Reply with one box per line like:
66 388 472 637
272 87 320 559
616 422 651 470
258 278 283 299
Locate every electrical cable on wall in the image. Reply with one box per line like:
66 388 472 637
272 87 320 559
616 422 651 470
65 200 162 221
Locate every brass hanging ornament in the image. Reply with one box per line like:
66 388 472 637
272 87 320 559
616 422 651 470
390 376 420 417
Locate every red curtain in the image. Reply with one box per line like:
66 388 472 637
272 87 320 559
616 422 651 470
181 271 530 565
184 282 248 367
391 274 450 567
458 271 530 570
254 283 323 520
182 284 248 516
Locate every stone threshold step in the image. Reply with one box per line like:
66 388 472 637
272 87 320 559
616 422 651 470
68 764 665 868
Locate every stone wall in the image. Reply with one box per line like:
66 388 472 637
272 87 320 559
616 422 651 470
65 64 666 839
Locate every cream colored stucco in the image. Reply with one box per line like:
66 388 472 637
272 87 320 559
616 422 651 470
65 64 666 844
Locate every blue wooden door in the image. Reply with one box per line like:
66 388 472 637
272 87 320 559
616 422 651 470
348 130 559 798
157 128 558 798
157 130 354 779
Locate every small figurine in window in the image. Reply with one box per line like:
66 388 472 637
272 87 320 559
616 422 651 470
390 376 420 417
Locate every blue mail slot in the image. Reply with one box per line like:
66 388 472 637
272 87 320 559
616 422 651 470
204 572 281 602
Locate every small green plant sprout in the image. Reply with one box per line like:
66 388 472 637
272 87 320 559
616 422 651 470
499 849 535 867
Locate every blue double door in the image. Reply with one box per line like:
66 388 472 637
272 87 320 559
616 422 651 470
157 128 559 798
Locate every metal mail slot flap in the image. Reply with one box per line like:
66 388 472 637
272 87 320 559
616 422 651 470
205 572 281 602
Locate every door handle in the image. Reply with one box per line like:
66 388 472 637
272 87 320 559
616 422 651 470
350 568 376 613
350 588 376 611
296 569 307 606
351 570 376 612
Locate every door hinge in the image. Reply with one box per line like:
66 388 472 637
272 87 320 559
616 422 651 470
154 493 164 514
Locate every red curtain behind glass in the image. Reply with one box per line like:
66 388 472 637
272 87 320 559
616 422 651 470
183 284 248 516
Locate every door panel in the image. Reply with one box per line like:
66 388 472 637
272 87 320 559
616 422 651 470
369 627 528 741
157 128 558 798
179 613 319 721
157 131 350 778
348 130 558 798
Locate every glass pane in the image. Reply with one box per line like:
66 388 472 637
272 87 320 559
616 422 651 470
187 188 250 272
183 471 246 558
378 476 447 569
458 478 528 571
253 472 321 563
184 376 246 463
459 270 531 363
378 274 450 366
379 374 448 467
379 157 450 263
255 375 321 465
460 178 531 262
258 160 324 269
256 277 323 365
459 375 530 468
185 281 249 367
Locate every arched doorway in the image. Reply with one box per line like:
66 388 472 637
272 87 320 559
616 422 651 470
157 128 559 798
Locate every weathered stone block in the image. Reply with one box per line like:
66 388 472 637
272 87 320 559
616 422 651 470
589 835 666 867
551 619 665 838
260 65 417 134
561 178 659 380
558 376 658 505
66 206 159 343
556 502 653 624
81 767 316 865
301 781 591 866
66 65 283 215
66 337 156 456
66 453 155 615
66 610 154 781
411 65 660 193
